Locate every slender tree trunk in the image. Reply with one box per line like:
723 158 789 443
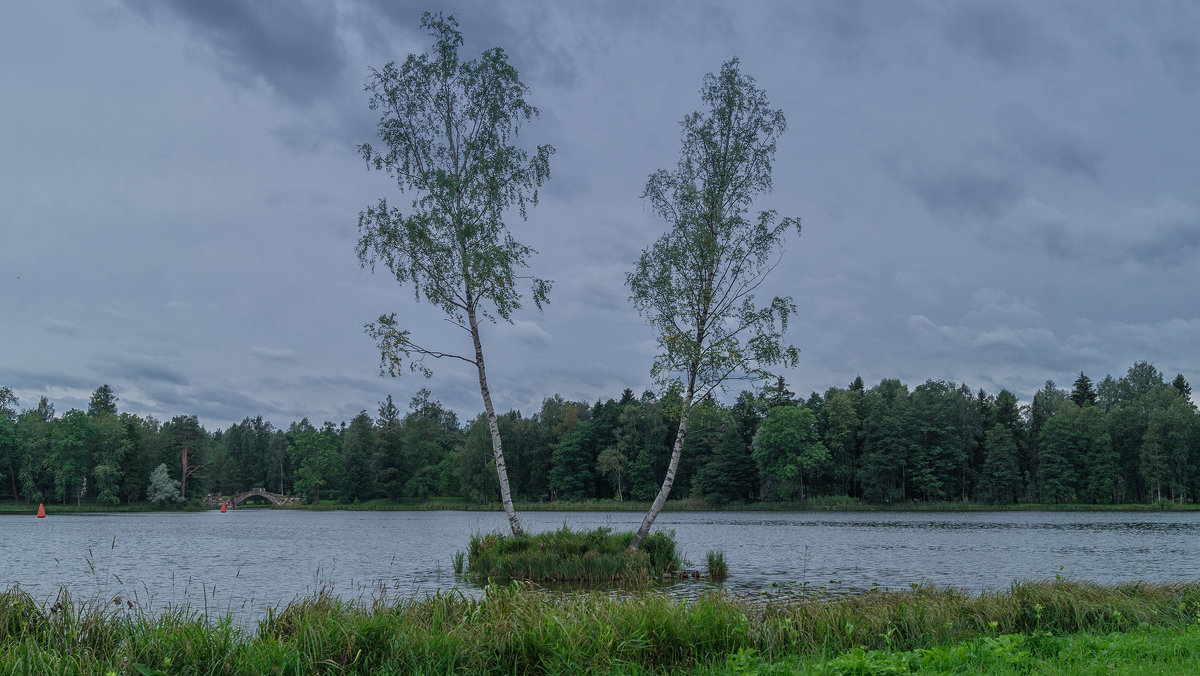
181 447 188 499
629 388 695 552
468 306 523 536
8 462 17 506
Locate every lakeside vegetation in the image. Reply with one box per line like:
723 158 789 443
465 527 683 583
2 580 1198 674
2 360 1197 515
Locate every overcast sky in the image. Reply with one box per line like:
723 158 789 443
2 1 1197 430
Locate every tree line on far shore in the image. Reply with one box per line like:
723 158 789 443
1 360 1195 508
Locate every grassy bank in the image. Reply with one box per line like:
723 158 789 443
2 579 1199 674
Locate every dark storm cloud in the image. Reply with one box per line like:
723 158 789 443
123 0 345 105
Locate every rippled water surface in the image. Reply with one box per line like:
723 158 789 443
3 509 1197 624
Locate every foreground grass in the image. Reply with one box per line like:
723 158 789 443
702 623 1200 674
3 579 1200 674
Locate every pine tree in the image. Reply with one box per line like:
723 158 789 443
1071 372 1097 407
1171 373 1192 399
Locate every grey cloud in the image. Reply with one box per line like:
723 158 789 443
109 357 190 386
357 0 581 89
1135 2 1200 91
906 170 1025 220
1105 318 1200 363
904 311 1104 400
782 0 928 71
963 289 1044 326
1123 219 1200 267
251 346 301 364
123 0 345 106
139 380 278 424
942 1 1061 71
998 113 1102 181
1158 34 1200 91
42 317 80 336
296 373 385 393
1017 198 1200 267
0 368 96 393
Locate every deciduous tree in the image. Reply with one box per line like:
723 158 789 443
146 463 182 506
626 58 801 550
753 406 828 501
355 13 553 536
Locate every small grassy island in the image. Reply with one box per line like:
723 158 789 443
461 526 727 584
463 527 687 583
3 579 1199 674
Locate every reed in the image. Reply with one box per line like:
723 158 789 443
705 550 728 581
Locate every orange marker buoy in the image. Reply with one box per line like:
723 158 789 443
220 502 227 513
36 503 45 518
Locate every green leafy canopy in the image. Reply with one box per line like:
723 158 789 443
627 58 801 400
356 12 554 377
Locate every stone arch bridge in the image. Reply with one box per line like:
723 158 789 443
203 487 304 508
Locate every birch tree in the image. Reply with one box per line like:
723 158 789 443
626 58 801 551
356 13 553 535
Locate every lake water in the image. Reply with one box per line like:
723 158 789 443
3 509 1198 625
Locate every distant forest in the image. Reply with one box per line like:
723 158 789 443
1 361 1196 508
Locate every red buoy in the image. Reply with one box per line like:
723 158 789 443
220 502 227 513
36 503 45 518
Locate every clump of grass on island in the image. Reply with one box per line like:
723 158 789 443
465 525 681 583
3 580 1200 673
705 550 728 581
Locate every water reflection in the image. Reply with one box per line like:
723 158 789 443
2 509 1197 626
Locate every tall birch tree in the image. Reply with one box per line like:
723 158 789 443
356 13 553 535
626 58 801 551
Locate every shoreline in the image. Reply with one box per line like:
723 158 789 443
3 497 1198 515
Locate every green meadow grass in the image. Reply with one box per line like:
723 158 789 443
3 579 1199 674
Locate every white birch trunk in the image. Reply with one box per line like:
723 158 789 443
628 395 693 552
469 307 523 536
